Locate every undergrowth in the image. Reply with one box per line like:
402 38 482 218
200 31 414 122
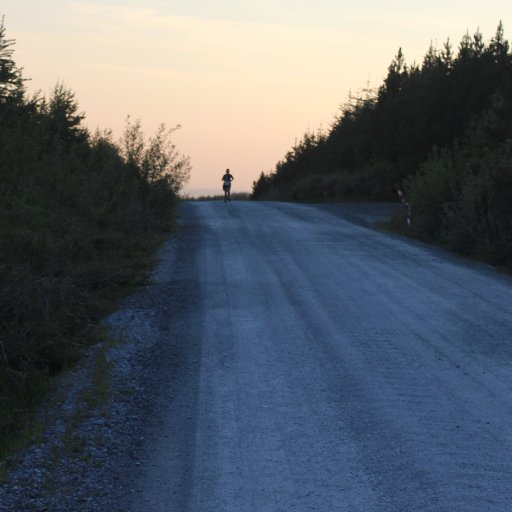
0 18 190 463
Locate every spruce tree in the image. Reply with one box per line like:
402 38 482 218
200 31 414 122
0 16 24 103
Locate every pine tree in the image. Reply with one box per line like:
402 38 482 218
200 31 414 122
0 16 24 103
381 48 407 98
489 21 510 63
441 39 453 70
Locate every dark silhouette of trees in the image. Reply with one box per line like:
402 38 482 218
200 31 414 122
0 16 24 103
252 22 512 267
0 17 191 446
253 23 512 202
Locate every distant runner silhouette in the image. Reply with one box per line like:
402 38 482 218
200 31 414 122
222 169 234 203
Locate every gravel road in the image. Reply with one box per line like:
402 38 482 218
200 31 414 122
123 201 512 511
3 200 512 511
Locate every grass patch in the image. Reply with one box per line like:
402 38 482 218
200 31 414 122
0 226 171 470
0 421 45 481
0 373 51 475
382 211 512 275
81 345 114 410
1 23 189 470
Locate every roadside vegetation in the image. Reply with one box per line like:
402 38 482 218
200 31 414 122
252 23 512 270
185 192 251 201
0 18 190 456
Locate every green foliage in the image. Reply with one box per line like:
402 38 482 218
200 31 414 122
253 22 512 202
120 117 191 193
403 148 458 240
0 16 24 103
0 18 191 449
252 22 512 269
406 89 512 267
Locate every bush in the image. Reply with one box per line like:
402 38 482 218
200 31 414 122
404 90 512 269
442 144 512 265
0 19 191 448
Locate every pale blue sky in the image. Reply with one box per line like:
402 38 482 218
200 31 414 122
2 1 511 194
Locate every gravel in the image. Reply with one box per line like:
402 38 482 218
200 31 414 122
0 201 415 511
0 212 201 512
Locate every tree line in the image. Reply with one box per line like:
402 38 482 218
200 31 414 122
252 23 512 268
0 17 190 445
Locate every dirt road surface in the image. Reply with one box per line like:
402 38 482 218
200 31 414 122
121 201 512 511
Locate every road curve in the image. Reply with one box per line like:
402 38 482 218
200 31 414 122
125 201 512 511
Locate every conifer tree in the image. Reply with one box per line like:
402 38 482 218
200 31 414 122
489 21 509 62
0 16 24 103
381 48 407 98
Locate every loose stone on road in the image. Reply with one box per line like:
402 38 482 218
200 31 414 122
124 201 512 511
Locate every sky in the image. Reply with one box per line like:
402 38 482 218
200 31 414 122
2 1 512 195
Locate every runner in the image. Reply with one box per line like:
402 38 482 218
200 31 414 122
222 169 234 203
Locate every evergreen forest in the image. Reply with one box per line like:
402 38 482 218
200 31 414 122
0 18 190 446
252 23 512 269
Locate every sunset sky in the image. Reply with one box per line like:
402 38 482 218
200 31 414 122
2 1 512 195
